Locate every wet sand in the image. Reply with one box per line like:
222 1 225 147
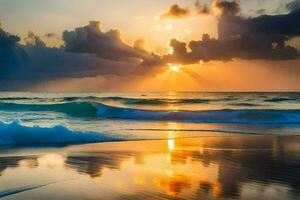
0 135 300 200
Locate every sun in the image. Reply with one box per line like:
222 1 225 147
169 65 181 72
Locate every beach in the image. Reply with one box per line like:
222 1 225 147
1 135 300 200
1 0 300 199
0 92 300 199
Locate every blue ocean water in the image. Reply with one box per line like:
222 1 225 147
0 92 300 145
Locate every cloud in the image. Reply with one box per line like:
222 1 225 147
0 28 27 80
24 31 46 47
1 0 300 91
163 39 196 64
256 9 266 15
160 4 189 19
213 0 240 17
286 0 300 13
196 0 240 16
195 1 210 15
63 21 161 66
0 23 163 90
164 0 300 64
133 38 147 52
233 10 300 37
63 21 152 63
44 32 57 38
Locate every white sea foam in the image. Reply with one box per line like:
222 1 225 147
0 121 119 145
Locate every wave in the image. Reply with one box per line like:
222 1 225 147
264 97 298 102
228 103 262 107
0 121 120 145
2 95 300 106
100 97 253 105
0 97 34 101
1 101 300 124
0 102 98 117
99 96 214 105
97 103 300 124
0 96 217 105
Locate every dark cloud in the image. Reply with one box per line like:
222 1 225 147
64 21 146 62
0 28 27 80
63 21 160 65
195 0 210 15
256 9 266 15
286 0 300 13
163 39 196 64
1 0 300 90
0 23 162 90
24 31 46 47
213 0 240 17
45 32 57 38
23 42 135 79
0 28 20 47
160 4 189 19
195 0 238 16
165 0 300 64
236 11 300 37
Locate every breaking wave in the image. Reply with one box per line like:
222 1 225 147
0 121 120 145
0 102 98 117
0 101 300 124
1 95 300 106
0 96 226 105
97 103 300 124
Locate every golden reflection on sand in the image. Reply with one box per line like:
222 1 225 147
0 136 299 200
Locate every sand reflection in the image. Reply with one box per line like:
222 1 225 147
0 136 299 199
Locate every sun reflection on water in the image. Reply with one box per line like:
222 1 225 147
168 139 175 151
0 137 299 200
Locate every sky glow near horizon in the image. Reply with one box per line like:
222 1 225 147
1 0 300 92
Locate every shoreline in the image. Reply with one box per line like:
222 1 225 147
1 135 300 200
1 133 300 150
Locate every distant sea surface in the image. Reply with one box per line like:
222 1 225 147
0 92 300 145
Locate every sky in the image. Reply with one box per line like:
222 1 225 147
1 0 300 92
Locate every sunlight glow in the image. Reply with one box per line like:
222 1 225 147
169 65 181 72
168 139 175 151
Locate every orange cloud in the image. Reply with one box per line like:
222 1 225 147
161 4 190 19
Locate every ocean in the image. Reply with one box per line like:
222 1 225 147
1 92 300 200
0 92 300 145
